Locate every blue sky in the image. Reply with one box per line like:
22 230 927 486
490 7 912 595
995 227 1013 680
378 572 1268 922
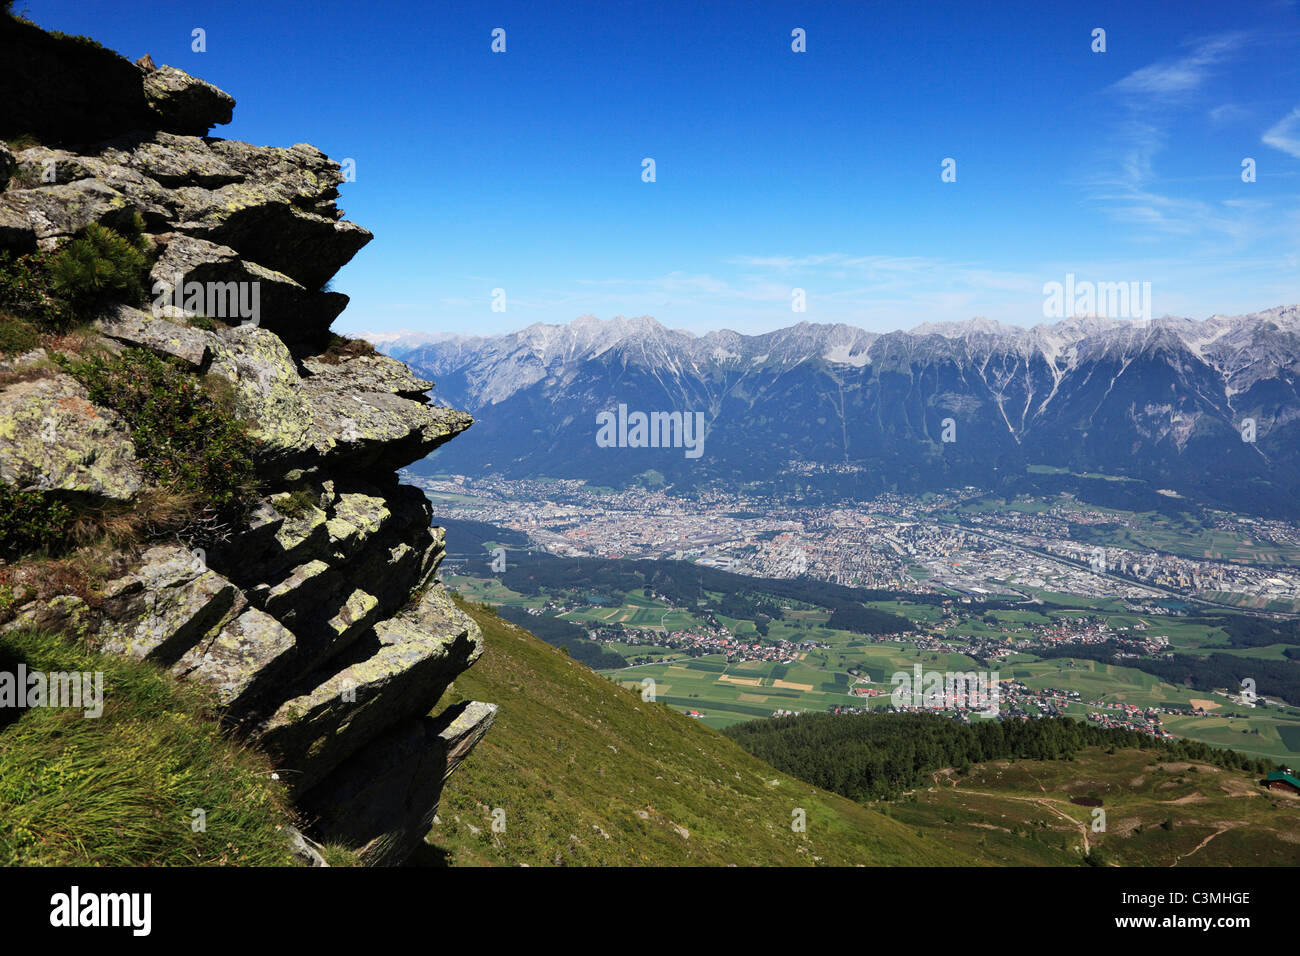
19 0 1300 336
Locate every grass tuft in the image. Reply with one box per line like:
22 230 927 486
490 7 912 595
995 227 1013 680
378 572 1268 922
0 628 299 865
313 333 377 365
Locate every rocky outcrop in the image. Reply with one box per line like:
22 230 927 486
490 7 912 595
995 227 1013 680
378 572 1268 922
0 22 492 865
298 700 498 865
1 135 370 333
0 143 14 192
149 233 349 339
141 66 235 135
0 16 234 145
0 370 143 501
95 304 211 366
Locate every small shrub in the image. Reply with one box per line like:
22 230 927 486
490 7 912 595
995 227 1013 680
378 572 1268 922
0 483 73 559
201 371 238 415
50 215 150 319
314 333 377 365
270 488 318 519
1084 846 1111 866
0 248 63 329
0 546 131 624
319 843 363 867
2 133 40 151
59 348 256 510
0 313 39 353
0 218 150 333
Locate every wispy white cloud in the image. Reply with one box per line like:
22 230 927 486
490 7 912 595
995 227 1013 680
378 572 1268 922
729 252 1040 292
1209 103 1249 124
1082 30 1298 246
1263 106 1300 158
1110 33 1247 100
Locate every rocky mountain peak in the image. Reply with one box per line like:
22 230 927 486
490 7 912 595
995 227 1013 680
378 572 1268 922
393 304 1300 516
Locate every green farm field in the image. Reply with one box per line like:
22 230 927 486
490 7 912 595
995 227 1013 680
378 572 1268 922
443 568 1300 759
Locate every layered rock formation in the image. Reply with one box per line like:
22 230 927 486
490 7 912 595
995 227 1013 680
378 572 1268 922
0 18 493 865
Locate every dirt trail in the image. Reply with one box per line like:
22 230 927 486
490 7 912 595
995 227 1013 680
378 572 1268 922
942 781 1093 855
1025 796 1091 855
1172 823 1241 866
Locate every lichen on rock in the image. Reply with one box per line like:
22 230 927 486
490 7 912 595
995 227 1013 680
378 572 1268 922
0 370 143 500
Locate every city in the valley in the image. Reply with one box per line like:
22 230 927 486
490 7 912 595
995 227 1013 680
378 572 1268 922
407 472 1300 763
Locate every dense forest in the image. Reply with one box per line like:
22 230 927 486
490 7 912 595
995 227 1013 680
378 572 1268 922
713 591 784 622
431 517 533 559
1032 640 1300 707
723 712 1279 802
1203 614 1300 649
824 603 914 635
467 544 1076 614
496 555 932 611
495 555 928 638
1000 473 1205 519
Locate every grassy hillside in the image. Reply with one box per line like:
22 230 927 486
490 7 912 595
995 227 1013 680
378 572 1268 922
426 598 1300 866
426 598 991 866
898 750 1300 866
0 629 298 865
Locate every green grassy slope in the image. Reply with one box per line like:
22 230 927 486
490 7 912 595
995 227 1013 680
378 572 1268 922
0 629 298 865
427 599 1300 867
426 599 994 866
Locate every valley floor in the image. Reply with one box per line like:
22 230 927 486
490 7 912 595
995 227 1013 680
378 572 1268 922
423 599 1300 867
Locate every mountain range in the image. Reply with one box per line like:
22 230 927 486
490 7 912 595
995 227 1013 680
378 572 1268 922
378 308 1300 516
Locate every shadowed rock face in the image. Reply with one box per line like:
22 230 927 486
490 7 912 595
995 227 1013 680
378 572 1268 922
297 700 498 866
0 17 234 144
0 19 491 865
